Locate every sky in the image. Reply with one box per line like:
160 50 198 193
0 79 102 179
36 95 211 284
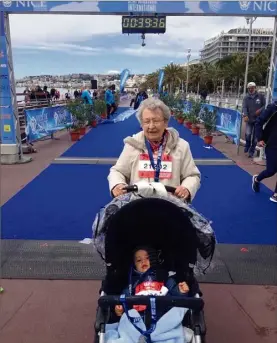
9 13 274 78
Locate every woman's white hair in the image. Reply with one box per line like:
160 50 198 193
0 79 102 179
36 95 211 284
136 98 171 124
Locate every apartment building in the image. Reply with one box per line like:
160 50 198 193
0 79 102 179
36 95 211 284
200 28 273 63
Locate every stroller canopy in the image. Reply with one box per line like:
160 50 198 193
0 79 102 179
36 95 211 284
104 197 198 274
92 193 216 278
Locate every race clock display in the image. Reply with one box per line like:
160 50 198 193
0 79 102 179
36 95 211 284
122 16 166 34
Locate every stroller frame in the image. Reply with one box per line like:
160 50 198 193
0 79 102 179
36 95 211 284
94 287 207 343
93 194 214 343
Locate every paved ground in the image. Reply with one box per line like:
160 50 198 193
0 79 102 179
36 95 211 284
0 111 276 343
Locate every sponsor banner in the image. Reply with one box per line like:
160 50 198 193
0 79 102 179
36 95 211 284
25 105 72 142
0 11 16 144
202 103 242 145
158 70 164 93
120 69 130 93
0 1 276 16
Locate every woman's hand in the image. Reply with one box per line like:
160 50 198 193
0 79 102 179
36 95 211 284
178 282 189 294
115 305 124 316
174 186 190 200
112 184 127 197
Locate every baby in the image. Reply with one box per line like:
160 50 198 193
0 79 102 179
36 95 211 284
115 247 190 317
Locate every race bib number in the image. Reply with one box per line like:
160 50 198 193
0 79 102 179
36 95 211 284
138 153 172 179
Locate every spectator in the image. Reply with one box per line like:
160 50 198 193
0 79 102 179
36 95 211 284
105 85 116 119
242 82 265 158
81 86 93 105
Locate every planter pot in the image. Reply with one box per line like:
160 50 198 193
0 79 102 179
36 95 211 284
70 131 80 142
191 127 200 135
177 118 184 124
185 122 192 129
204 135 213 145
91 120 97 128
80 127 86 135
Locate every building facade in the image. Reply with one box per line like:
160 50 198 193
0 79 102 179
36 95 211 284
200 28 273 63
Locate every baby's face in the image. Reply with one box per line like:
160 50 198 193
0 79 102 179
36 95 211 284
134 250 150 273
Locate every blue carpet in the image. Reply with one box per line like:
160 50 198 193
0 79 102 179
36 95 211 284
2 164 276 244
62 108 140 158
169 117 227 159
62 110 227 159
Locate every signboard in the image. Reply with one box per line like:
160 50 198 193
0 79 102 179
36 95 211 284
0 1 277 16
25 105 72 142
0 12 16 144
122 16 166 34
202 103 242 144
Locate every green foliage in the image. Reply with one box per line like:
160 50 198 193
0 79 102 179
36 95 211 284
201 107 217 135
187 98 203 124
93 99 106 116
142 48 271 94
66 99 91 129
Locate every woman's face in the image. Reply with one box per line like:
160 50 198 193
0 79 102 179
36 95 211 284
141 108 167 142
134 250 150 273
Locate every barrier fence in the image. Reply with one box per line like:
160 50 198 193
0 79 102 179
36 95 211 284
184 100 242 145
25 105 72 142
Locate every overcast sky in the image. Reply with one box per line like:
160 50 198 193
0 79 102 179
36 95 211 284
9 14 274 77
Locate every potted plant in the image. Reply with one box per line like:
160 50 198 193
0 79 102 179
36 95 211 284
93 99 107 119
190 114 201 135
201 107 217 145
66 99 87 139
188 99 202 135
173 109 184 124
69 123 81 141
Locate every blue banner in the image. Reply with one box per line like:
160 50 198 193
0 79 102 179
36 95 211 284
120 68 130 93
0 10 16 144
25 105 72 142
158 70 164 93
201 103 242 145
1 1 277 16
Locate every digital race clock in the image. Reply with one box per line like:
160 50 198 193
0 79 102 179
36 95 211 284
122 16 166 34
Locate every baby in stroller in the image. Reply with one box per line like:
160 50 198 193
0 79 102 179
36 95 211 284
114 246 190 318
93 191 214 343
104 244 195 343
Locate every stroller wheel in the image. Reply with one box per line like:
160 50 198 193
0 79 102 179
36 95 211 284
192 335 206 343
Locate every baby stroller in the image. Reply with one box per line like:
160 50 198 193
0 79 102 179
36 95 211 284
92 182 216 343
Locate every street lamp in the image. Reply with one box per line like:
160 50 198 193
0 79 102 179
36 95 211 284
186 48 191 96
243 17 257 97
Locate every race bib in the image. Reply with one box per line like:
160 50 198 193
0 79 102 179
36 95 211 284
134 281 165 312
138 153 172 179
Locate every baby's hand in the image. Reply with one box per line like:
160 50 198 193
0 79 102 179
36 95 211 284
178 282 189 294
115 305 124 316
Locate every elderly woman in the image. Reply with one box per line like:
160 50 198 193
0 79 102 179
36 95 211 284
108 98 201 201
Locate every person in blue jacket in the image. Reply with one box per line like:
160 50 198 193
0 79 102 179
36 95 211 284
252 101 277 203
105 85 117 119
81 86 93 105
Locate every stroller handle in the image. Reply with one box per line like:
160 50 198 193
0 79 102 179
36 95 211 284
123 185 176 194
98 295 204 311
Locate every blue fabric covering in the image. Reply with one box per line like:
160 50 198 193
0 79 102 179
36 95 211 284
2 165 276 244
62 108 141 158
62 110 227 159
105 308 187 343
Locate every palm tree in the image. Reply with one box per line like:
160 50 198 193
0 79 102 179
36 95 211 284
224 53 246 94
163 63 185 94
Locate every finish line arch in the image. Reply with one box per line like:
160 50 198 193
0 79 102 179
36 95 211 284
1 1 277 163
